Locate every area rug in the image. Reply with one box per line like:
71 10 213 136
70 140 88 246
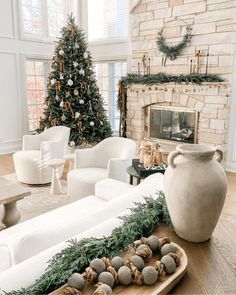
0 174 74 225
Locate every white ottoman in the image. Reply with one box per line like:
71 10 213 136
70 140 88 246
67 168 107 199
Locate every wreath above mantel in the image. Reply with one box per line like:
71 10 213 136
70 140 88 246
157 24 192 65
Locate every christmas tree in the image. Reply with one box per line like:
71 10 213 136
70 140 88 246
38 15 112 146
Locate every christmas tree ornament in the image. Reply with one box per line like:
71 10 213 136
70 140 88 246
98 271 115 288
66 91 71 97
90 258 106 274
161 243 177 256
142 266 158 285
59 49 64 56
59 60 64 72
67 79 73 86
84 52 88 59
60 100 64 108
79 99 84 104
50 78 56 85
73 61 79 68
75 112 80 119
93 284 112 295
67 273 85 290
61 114 66 121
90 121 95 127
70 141 75 147
100 121 103 125
56 81 61 91
79 68 85 75
74 43 79 49
74 89 79 96
111 256 124 271
117 266 132 286
60 74 64 80
161 255 176 274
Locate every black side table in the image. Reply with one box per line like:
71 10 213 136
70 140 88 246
127 160 167 185
127 166 146 185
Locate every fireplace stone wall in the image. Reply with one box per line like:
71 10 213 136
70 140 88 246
126 82 230 159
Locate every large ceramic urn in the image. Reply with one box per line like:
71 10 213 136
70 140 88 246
164 144 227 242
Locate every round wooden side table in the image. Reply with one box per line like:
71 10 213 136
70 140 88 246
47 158 66 194
64 153 75 171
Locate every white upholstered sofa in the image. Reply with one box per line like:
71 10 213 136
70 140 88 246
0 173 164 293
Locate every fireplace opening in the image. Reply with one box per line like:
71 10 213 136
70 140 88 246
149 106 198 143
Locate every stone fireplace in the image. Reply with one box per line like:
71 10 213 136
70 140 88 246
126 82 230 160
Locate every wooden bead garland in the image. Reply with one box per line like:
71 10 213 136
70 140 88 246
66 235 182 295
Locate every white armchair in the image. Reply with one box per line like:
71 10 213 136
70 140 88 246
13 126 70 184
67 137 137 199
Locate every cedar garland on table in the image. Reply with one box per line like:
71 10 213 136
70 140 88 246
6 192 171 295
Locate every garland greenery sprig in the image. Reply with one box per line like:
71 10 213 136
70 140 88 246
6 192 171 295
157 24 192 63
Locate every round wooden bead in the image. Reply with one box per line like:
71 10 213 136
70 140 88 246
111 256 123 271
98 271 115 288
147 235 159 252
67 273 85 290
161 255 176 274
90 258 106 274
130 255 145 271
118 266 132 285
94 283 113 295
161 243 177 256
142 266 158 285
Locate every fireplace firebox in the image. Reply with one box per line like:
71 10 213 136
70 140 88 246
149 106 198 143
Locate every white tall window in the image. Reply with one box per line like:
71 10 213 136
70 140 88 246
95 61 127 131
20 0 70 40
25 59 51 131
87 0 129 42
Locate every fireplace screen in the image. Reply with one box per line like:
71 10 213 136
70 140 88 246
149 107 197 143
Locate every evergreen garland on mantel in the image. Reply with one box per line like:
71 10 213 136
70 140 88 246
6 192 170 295
119 73 224 87
117 73 224 137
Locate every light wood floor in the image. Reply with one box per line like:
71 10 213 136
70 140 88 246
0 154 235 294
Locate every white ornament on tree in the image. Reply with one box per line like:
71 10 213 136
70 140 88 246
75 112 80 119
70 141 75 147
100 121 103 126
61 114 66 121
83 52 88 59
59 49 64 56
55 95 60 101
51 78 56 85
90 121 95 126
60 74 64 80
74 43 79 49
79 69 85 75
60 100 64 108
74 89 79 96
73 61 79 68
67 79 73 86
79 99 85 104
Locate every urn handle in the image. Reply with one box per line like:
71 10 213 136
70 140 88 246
215 149 223 163
167 151 181 169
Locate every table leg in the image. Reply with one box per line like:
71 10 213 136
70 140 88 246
2 201 21 228
50 167 63 194
137 178 141 185
130 175 133 185
68 159 74 171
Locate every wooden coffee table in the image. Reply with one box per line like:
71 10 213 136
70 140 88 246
0 177 31 228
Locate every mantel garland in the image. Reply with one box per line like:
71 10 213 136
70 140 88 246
117 73 224 137
6 192 171 295
157 24 192 65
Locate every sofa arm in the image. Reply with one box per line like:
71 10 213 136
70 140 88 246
74 148 96 168
95 178 133 201
22 134 41 150
107 158 130 182
40 141 60 161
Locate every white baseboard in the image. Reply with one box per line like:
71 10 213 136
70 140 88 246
0 139 22 155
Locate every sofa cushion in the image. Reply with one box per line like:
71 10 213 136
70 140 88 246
0 243 13 272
